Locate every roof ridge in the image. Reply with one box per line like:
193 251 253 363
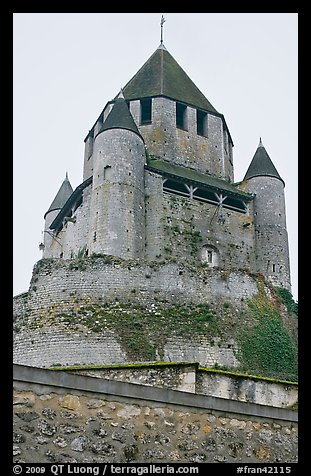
122 46 219 113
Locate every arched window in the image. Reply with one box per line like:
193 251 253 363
200 244 219 267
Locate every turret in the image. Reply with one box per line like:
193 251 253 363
88 95 146 259
43 173 73 258
243 139 291 290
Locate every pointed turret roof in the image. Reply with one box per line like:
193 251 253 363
44 173 73 218
243 139 284 185
97 96 141 138
121 45 218 113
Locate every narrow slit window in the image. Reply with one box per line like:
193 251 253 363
176 102 188 130
197 110 208 137
140 98 152 124
201 245 219 267
207 250 213 263
103 165 112 180
223 128 228 154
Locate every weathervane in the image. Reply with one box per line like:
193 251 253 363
160 15 166 44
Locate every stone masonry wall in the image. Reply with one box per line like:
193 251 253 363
13 366 298 464
13 323 241 370
159 192 255 271
71 364 298 409
130 97 232 181
144 170 164 260
13 258 260 368
62 185 92 259
17 258 259 317
195 371 298 409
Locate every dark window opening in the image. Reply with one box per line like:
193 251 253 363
229 142 233 165
201 245 219 267
272 264 276 272
126 100 130 110
86 133 94 160
140 98 152 124
223 196 247 213
176 102 188 130
162 178 248 214
193 188 219 205
197 110 208 137
163 179 189 197
93 232 97 242
207 250 213 263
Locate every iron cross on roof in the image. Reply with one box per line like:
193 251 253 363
160 15 166 44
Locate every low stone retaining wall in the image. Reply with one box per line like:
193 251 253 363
13 364 298 464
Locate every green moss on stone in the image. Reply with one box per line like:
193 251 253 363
237 285 298 382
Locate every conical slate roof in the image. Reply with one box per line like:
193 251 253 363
244 139 284 184
98 97 141 137
121 44 218 113
44 173 73 218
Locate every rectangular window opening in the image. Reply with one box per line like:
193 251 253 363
176 102 188 130
222 196 247 213
140 98 152 124
162 181 248 214
197 110 208 137
163 179 189 198
193 188 219 205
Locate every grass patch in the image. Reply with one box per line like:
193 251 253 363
53 301 219 361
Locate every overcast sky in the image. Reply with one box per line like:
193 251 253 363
13 12 298 300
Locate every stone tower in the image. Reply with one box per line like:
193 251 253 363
122 43 234 182
88 95 146 259
38 42 292 293
243 139 291 290
13 39 297 381
43 173 73 258
83 44 234 185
